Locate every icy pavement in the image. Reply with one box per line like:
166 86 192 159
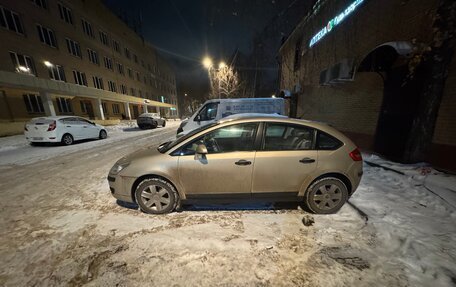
0 127 455 286
0 120 180 166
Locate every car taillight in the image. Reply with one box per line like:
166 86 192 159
47 121 56 131
24 124 28 131
349 148 362 161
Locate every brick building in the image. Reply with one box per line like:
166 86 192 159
0 0 178 135
279 0 456 171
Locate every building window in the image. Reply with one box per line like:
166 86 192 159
0 6 24 34
23 94 44 113
58 3 73 24
127 68 133 79
56 97 72 113
112 103 120 114
120 84 127 95
36 24 57 47
48 64 66 82
10 51 36 76
80 101 87 113
130 88 136 96
112 39 120 53
99 30 109 46
81 19 94 38
101 102 108 114
73 70 87 86
124 47 131 59
116 62 124 75
65 38 81 57
138 89 142 98
87 49 99 65
143 75 147 84
133 54 138 63
136 71 140 81
103 56 113 70
92 76 104 90
108 80 117 92
30 0 47 9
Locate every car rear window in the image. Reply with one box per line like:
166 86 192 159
29 118 54 125
316 131 343 150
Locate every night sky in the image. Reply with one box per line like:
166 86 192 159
103 0 293 99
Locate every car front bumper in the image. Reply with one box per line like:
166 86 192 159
107 173 137 203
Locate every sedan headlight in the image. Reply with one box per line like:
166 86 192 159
109 162 130 175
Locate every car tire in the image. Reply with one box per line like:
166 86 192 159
162 120 166 127
304 177 348 214
61 133 74 146
151 121 158 129
99 130 107 139
135 177 178 214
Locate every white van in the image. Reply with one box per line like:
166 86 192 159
177 98 285 135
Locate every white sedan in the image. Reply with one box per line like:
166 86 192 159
24 116 107 145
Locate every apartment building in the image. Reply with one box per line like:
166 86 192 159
0 0 178 133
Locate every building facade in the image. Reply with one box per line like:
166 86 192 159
0 0 178 134
279 0 456 171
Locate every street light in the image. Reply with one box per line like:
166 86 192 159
43 61 53 67
202 57 213 69
219 61 226 69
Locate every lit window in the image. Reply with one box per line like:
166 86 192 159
10 51 36 76
23 94 44 113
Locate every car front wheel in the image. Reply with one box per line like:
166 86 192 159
99 130 107 139
304 177 348 214
135 178 178 214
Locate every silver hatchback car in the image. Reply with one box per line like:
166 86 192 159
108 114 363 214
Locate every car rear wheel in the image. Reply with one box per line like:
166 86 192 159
99 130 107 139
304 177 348 214
61 134 74 146
135 178 178 214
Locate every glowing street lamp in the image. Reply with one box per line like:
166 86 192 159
43 61 53 67
202 57 213 69
218 61 226 69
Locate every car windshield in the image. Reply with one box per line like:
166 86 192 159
158 122 219 153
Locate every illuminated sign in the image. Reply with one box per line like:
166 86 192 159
309 0 364 48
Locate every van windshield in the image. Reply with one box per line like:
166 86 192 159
195 102 218 121
158 122 219 153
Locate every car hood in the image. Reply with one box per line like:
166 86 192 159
120 146 162 163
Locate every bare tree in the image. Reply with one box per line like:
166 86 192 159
209 66 242 98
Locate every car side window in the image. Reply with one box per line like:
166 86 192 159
62 117 77 124
316 132 342 150
195 103 218 121
263 123 314 151
179 123 258 155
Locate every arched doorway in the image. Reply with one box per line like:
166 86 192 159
358 42 425 161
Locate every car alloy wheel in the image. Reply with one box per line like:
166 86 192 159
305 177 348 214
135 178 177 214
62 134 73 145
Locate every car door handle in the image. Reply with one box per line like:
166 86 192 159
299 157 315 164
66 126 71 127
83 126 88 128
235 160 252 166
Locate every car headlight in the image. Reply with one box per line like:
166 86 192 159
109 162 130 175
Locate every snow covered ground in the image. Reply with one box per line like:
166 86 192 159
0 124 455 286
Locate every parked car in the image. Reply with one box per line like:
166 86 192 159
108 114 363 214
25 116 107 145
137 113 166 129
177 98 285 136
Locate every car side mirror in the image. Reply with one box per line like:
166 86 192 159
195 115 201 122
195 144 208 154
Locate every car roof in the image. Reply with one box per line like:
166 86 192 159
31 116 87 120
203 98 283 103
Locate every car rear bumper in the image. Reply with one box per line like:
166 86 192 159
25 135 60 143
